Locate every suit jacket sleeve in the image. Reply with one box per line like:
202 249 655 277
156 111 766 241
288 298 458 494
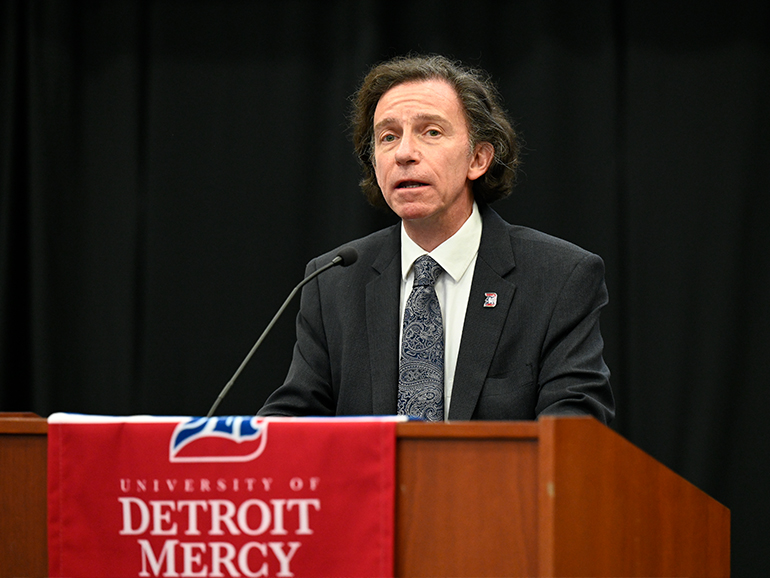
533 251 614 422
258 258 337 416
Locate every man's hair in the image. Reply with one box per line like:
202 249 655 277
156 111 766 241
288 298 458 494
351 54 520 209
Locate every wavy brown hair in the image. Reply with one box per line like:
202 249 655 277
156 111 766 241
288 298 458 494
351 54 520 209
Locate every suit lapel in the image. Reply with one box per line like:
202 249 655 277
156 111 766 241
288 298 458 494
449 206 517 420
366 228 401 415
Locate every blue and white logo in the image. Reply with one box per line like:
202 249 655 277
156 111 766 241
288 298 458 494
169 416 268 463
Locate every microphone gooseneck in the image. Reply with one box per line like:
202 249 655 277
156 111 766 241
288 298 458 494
206 247 359 418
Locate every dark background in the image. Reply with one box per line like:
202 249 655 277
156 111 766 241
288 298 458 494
2 1 768 575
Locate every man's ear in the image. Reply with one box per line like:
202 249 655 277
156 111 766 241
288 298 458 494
468 142 494 181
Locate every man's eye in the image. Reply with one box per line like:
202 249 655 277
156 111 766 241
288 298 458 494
427 129 441 137
382 134 396 143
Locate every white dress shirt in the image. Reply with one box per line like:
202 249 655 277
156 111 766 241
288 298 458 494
399 201 482 419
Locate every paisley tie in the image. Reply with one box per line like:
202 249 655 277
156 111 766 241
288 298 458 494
398 255 445 421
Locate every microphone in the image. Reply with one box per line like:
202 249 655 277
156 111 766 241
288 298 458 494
206 247 359 417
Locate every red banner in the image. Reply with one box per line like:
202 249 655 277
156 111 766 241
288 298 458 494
48 414 399 578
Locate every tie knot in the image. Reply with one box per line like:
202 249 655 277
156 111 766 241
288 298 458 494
412 255 443 287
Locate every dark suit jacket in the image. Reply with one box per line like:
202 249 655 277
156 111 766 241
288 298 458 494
259 204 614 423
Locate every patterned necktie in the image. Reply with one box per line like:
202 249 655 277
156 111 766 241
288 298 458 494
398 255 445 421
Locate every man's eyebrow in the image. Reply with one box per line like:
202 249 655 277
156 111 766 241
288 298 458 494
373 117 397 133
373 113 448 133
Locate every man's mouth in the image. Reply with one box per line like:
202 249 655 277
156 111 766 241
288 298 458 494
396 181 428 189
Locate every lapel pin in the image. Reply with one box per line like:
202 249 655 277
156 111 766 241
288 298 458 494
483 292 497 308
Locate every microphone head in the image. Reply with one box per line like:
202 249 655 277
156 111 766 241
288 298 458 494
336 247 358 267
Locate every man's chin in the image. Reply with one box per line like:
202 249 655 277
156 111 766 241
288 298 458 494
386 196 433 219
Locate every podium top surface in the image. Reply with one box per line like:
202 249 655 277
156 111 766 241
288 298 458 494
396 419 541 438
0 413 48 434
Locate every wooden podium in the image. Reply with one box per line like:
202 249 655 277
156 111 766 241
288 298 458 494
1 414 729 577
395 417 730 576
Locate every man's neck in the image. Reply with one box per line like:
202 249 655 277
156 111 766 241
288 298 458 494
402 203 474 253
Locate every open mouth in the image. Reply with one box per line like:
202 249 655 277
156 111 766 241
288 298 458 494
396 180 428 189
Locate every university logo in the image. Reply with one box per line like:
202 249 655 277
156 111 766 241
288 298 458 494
169 416 268 463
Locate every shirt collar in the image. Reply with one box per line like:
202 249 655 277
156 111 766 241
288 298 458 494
401 201 482 282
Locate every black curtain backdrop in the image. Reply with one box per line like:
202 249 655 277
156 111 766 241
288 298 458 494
2 1 768 575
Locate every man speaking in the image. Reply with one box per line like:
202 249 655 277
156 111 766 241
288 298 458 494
258 54 614 423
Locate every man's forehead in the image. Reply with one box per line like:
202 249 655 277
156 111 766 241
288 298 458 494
373 78 464 123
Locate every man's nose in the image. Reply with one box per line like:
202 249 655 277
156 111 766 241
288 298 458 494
394 133 420 165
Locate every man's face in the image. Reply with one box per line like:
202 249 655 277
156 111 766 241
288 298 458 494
372 79 492 237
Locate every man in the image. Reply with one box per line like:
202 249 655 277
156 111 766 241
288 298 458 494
258 55 614 423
